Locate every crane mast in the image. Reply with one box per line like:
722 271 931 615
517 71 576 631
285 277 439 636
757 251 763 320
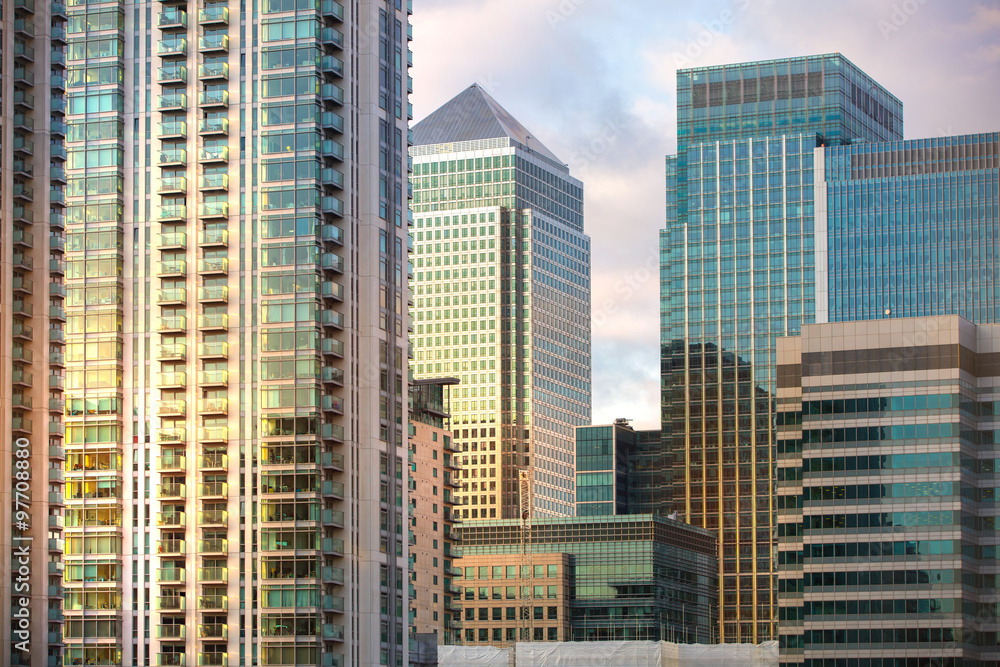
518 468 533 642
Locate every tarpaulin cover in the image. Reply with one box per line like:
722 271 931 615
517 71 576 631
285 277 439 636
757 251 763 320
439 641 780 667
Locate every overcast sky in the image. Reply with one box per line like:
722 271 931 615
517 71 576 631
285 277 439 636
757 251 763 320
409 0 1000 429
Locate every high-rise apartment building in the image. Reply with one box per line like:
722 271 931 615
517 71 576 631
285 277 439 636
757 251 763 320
0 1 69 664
410 84 591 520
661 53 902 642
776 316 1000 666
60 0 412 665
408 377 463 645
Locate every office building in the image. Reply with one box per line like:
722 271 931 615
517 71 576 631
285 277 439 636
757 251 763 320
662 53 1000 643
61 1 412 665
408 378 463 645
575 421 664 517
0 1 69 664
775 316 1000 666
410 84 591 519
456 515 718 646
661 53 903 642
819 133 999 324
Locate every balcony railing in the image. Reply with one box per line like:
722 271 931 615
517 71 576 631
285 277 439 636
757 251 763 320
200 482 227 497
157 483 185 499
197 595 227 611
198 538 228 554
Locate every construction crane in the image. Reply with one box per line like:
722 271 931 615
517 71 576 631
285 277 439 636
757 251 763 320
518 468 533 642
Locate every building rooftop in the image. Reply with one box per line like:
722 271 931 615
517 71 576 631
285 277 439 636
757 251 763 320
412 83 563 164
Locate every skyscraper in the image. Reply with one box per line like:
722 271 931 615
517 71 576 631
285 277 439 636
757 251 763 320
661 54 903 642
61 1 412 665
776 316 1000 666
0 1 69 664
410 84 591 520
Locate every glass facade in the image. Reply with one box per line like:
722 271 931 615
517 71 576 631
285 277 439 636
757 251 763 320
661 54 904 643
61 0 412 665
776 317 1000 666
458 515 718 644
574 423 663 517
410 86 591 520
821 133 1000 324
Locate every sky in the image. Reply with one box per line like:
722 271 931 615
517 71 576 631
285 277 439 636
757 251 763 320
409 0 1000 429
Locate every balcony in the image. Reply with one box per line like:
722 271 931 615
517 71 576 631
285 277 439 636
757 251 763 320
198 595 229 611
157 288 187 305
322 481 345 500
197 313 228 330
159 176 188 194
318 510 345 529
156 625 186 641
158 65 188 83
199 62 229 80
13 134 34 154
156 654 185 667
198 257 228 273
157 483 185 500
199 482 227 498
157 399 187 415
199 146 229 163
158 8 187 28
156 511 186 527
198 540 228 557
199 201 229 218
198 174 229 191
197 400 228 418
198 509 227 526
158 344 187 361
198 429 229 445
198 229 229 246
321 452 344 471
198 286 228 302
159 372 187 387
198 118 229 135
199 342 228 358
158 315 187 332
11 368 32 387
159 120 188 139
199 34 229 52
199 90 229 107
158 39 188 56
156 569 186 585
159 232 187 249
158 93 188 111
158 538 186 555
158 260 187 276
159 149 188 166
197 654 227 667
199 5 228 23
156 596 186 613
197 569 227 585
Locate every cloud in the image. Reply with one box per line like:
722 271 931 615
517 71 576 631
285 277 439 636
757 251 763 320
411 0 1000 428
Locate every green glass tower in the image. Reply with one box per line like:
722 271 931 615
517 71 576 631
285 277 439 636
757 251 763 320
410 84 591 520
61 0 412 665
660 54 902 643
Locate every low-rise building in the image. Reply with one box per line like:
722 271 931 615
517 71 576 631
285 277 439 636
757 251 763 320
457 515 718 647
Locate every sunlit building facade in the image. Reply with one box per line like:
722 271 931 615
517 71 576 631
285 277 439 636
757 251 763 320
60 0 412 665
661 54 903 642
0 0 69 664
410 84 591 520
